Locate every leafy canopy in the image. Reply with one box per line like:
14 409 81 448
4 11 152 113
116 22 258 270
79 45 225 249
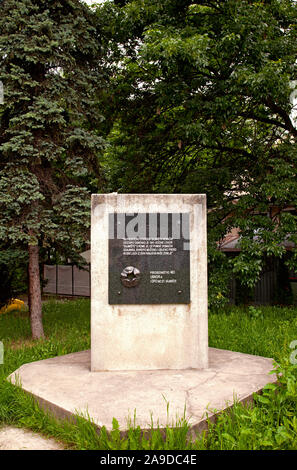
99 0 297 303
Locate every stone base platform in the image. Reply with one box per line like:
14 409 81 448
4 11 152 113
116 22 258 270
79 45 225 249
8 348 277 434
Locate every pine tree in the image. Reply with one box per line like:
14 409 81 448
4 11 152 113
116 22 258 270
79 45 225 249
0 0 105 338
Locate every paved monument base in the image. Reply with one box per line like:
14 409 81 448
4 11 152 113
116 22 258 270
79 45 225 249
8 348 277 434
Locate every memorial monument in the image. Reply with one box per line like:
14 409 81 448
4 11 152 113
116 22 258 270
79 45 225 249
8 193 276 433
91 193 208 371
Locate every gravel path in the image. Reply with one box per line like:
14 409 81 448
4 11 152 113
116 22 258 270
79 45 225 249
0 426 65 450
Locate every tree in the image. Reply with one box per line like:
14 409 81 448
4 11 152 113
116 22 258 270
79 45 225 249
0 0 105 337
99 0 297 305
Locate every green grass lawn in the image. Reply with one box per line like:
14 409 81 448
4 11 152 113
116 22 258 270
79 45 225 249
0 299 297 450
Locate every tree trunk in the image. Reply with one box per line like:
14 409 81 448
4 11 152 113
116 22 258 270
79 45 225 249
28 244 44 339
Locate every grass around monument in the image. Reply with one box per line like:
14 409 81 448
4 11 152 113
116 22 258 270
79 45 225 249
0 299 297 450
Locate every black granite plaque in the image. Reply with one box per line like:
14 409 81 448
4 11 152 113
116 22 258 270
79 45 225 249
108 213 190 304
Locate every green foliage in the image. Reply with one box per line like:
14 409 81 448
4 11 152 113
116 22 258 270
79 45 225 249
208 305 297 361
0 0 105 260
201 360 297 450
207 242 231 310
1 300 297 449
